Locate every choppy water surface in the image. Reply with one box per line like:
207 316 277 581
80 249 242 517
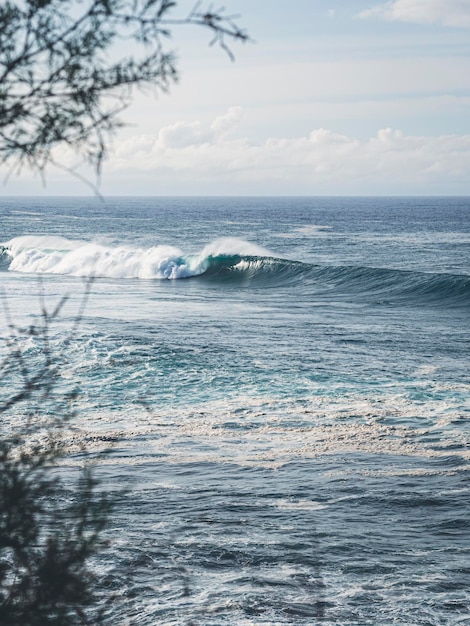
1 196 469 624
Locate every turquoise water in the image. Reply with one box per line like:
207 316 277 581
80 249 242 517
1 196 469 624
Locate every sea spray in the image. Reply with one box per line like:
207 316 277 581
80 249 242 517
1 235 274 280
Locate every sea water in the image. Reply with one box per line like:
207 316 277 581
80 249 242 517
1 196 469 625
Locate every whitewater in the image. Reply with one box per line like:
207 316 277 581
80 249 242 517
1 196 469 625
1 234 275 279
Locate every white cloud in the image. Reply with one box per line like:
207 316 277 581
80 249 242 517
105 108 470 193
151 107 243 150
8 109 469 194
360 0 470 28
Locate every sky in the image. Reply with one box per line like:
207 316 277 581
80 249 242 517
3 0 470 195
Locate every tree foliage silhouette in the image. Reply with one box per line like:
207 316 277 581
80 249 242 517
0 0 249 181
0 288 111 625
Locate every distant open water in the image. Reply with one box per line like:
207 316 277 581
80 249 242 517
1 196 469 625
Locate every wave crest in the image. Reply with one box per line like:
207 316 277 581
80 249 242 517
2 235 468 306
0 236 274 280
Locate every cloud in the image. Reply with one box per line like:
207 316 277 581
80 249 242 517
154 107 242 150
15 108 469 194
106 108 470 193
359 0 470 28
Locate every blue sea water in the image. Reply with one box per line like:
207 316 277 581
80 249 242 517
1 196 469 625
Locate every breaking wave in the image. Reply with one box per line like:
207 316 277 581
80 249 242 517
0 235 274 280
1 235 469 306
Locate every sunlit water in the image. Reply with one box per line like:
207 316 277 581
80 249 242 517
1 196 469 625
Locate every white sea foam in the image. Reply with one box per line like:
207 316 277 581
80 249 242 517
58 385 470 471
2 235 273 280
273 499 328 511
413 364 438 377
276 224 332 239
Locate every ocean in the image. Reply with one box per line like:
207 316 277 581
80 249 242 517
1 196 469 625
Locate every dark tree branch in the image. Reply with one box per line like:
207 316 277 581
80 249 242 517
0 0 250 181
